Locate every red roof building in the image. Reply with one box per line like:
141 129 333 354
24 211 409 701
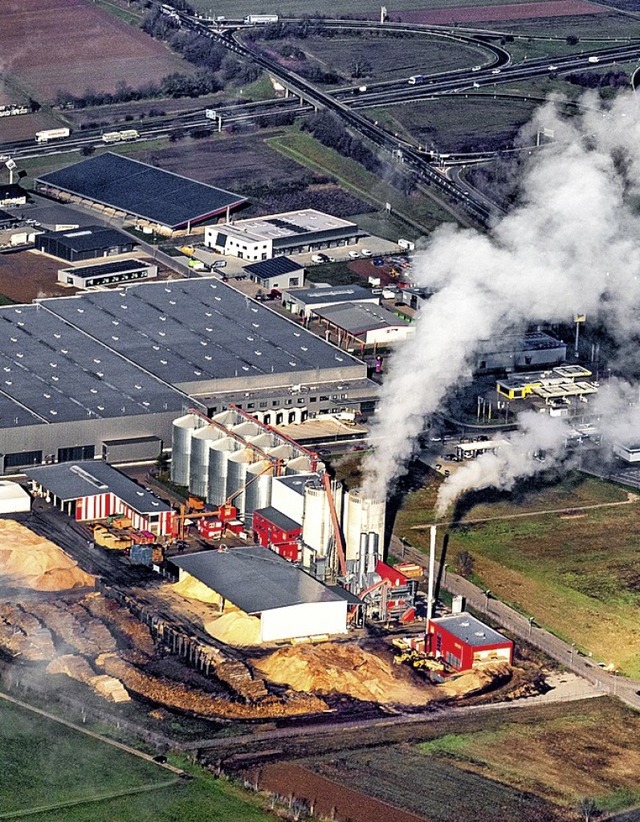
427 612 513 671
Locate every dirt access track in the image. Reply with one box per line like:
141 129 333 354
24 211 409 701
1 0 191 102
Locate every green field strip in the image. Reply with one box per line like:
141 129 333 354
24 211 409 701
0 780 180 820
266 131 455 232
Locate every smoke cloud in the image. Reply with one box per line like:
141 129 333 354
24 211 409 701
363 90 640 501
434 412 573 517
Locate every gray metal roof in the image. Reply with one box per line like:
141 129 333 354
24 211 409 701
243 256 303 280
313 302 413 336
25 460 173 513
0 303 185 427
36 153 247 229
172 546 344 613
40 225 133 253
432 612 511 648
60 260 151 279
253 506 301 532
282 285 376 306
40 278 364 388
272 473 321 496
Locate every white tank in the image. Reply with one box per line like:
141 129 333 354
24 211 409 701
227 449 253 516
207 436 239 506
343 489 386 562
189 427 223 498
244 460 273 524
302 480 343 558
171 413 206 486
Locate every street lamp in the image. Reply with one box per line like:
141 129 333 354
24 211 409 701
528 616 535 638
483 589 491 613
570 642 576 664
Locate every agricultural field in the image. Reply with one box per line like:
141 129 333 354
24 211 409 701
1 0 192 104
279 34 487 84
395 472 640 674
369 96 541 153
302 699 640 821
188 0 606 16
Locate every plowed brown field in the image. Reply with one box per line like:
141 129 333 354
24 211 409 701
1 0 191 102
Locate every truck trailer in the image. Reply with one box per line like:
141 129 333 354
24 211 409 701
243 14 279 24
35 127 70 143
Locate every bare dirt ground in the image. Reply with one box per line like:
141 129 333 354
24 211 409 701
1 0 191 102
0 250 75 302
399 0 609 23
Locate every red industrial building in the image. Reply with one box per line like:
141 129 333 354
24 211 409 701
253 506 302 562
427 612 513 671
25 461 174 537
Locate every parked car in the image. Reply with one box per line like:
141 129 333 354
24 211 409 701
348 250 360 259
311 254 324 263
361 248 372 257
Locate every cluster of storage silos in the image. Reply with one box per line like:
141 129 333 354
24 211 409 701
171 411 317 523
342 489 386 563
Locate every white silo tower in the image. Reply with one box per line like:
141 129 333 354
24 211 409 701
207 436 239 506
342 489 386 562
302 478 344 559
171 413 206 486
189 426 223 499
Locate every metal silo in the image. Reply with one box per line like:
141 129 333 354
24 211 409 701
342 489 386 562
286 455 314 475
244 460 273 526
227 449 253 517
302 479 343 558
207 436 238 506
189 427 222 499
171 413 205 487
233 421 261 439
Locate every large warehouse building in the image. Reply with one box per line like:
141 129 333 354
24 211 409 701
171 546 349 643
0 278 375 474
204 209 362 261
34 153 247 234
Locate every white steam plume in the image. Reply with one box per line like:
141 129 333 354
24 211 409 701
434 412 573 517
363 90 640 501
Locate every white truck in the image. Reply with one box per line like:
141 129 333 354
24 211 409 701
243 14 279 24
35 127 70 143
588 56 600 63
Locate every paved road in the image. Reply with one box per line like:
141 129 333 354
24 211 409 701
390 535 640 710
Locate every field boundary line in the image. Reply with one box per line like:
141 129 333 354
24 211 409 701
0 779 180 820
410 495 638 528
0 690 184 776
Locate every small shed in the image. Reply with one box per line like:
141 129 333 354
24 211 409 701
244 256 304 291
281 285 378 318
0 481 31 513
427 612 513 671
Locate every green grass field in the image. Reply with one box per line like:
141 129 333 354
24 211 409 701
283 33 485 84
0 696 274 821
395 473 640 674
266 130 455 232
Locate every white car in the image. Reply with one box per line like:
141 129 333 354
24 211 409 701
547 65 558 71
348 250 360 259
491 68 501 75
311 254 324 263
472 65 482 72
361 248 372 257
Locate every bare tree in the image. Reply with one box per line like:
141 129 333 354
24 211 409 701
577 797 600 822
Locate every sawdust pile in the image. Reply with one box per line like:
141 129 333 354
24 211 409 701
0 520 94 591
437 661 512 698
98 652 327 719
173 573 221 605
252 642 432 705
205 610 261 646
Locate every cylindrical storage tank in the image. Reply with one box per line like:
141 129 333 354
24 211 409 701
207 436 239 506
189 427 222 498
244 460 273 526
342 490 386 562
171 413 206 487
226 449 253 517
302 480 343 558
233 421 261 439
285 455 314 475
